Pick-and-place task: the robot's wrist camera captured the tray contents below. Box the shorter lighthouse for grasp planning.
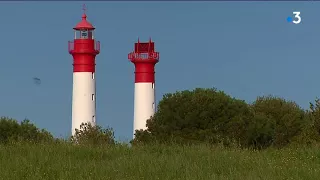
[128,39,160,137]
[68,7,100,135]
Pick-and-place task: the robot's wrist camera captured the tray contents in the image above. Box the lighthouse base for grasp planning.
[133,82,155,136]
[72,72,96,136]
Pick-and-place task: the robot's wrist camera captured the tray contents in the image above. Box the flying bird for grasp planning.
[33,77,41,85]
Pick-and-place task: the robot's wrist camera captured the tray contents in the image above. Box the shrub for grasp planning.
[71,122,116,146]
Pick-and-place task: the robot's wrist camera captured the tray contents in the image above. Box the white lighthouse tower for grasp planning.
[68,7,100,135]
[128,38,160,137]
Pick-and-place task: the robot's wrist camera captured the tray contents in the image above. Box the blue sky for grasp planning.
[0,2,318,141]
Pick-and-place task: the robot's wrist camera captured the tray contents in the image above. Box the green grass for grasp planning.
[0,143,319,180]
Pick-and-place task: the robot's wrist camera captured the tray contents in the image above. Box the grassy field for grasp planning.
[0,143,319,180]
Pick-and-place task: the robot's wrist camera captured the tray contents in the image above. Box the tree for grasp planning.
[133,88,252,146]
[250,96,307,147]
[0,117,54,144]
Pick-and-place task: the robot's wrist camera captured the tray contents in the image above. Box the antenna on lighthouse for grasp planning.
[82,4,87,14]
[137,37,140,53]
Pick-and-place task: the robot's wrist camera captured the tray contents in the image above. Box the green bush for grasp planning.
[71,122,116,146]
[0,117,54,144]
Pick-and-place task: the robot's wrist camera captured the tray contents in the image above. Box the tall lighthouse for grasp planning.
[128,38,160,137]
[68,7,100,135]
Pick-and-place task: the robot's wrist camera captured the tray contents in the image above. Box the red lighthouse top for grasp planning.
[128,38,160,83]
[68,5,100,73]
[73,5,95,30]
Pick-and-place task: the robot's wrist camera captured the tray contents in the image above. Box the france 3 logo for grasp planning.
[287,12,301,24]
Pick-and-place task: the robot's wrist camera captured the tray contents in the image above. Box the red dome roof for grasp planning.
[73,13,95,30]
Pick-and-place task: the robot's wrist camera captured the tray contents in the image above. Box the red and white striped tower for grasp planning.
[128,38,160,137]
[68,6,100,135]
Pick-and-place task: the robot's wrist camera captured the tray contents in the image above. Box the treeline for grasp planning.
[0,119,116,146]
[1,88,320,149]
[134,88,320,149]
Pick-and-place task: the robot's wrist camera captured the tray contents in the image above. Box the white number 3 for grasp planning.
[292,12,301,24]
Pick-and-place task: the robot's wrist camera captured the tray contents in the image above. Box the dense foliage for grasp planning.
[133,88,251,146]
[133,88,320,149]
[0,117,54,144]
[71,122,116,146]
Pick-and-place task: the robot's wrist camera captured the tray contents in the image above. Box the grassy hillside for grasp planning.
[0,144,319,180]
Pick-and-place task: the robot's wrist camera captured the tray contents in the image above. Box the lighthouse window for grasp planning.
[92,116,95,123]
[92,94,95,101]
[92,72,95,79]
[152,83,155,89]
[80,31,88,39]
